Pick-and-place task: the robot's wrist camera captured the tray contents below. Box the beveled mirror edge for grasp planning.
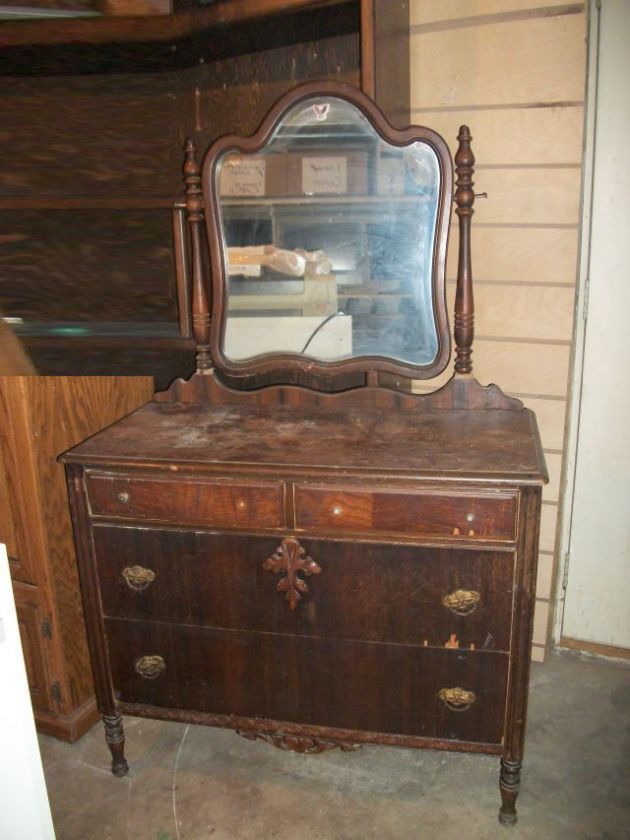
[201,79,454,389]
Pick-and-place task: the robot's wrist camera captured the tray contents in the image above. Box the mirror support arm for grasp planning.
[184,138,212,371]
[454,125,475,375]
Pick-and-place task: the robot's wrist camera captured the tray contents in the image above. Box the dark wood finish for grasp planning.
[0,3,407,382]
[103,714,129,778]
[366,0,410,129]
[61,83,546,825]
[237,730,360,753]
[65,396,545,483]
[183,139,211,371]
[0,376,153,741]
[104,616,509,743]
[86,473,285,528]
[294,485,517,540]
[0,209,178,323]
[454,125,475,375]
[21,337,194,391]
[203,81,453,386]
[92,527,515,651]
[0,1,361,74]
[262,536,322,611]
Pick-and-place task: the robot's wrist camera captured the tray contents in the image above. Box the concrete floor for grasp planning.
[40,649,630,840]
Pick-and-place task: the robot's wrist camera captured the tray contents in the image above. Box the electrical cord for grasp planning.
[300,311,343,354]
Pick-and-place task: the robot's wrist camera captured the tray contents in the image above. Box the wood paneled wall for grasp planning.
[409,0,587,659]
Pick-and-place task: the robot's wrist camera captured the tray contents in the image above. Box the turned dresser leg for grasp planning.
[498,757,521,825]
[103,714,129,777]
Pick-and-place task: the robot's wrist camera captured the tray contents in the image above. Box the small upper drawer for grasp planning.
[294,485,517,541]
[86,473,285,529]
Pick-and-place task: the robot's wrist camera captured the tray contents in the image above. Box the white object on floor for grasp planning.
[0,543,56,839]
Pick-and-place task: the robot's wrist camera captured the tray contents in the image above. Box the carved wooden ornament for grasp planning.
[263,536,321,609]
[238,730,359,754]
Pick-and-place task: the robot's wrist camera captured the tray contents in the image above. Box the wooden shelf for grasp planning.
[222,194,428,207]
[0,0,359,74]
[0,196,179,210]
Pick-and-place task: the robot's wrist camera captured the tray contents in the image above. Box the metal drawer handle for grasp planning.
[122,565,156,592]
[117,491,130,504]
[438,686,477,712]
[442,589,480,616]
[135,655,166,680]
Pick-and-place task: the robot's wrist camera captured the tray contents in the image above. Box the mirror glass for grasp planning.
[215,96,442,365]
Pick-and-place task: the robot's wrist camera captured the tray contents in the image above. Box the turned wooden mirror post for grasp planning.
[454,125,475,376]
[184,138,212,372]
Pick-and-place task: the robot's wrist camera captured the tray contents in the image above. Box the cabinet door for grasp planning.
[12,582,54,713]
[0,444,18,561]
[0,381,39,584]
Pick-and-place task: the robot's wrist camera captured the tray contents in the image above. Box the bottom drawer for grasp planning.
[105,617,509,744]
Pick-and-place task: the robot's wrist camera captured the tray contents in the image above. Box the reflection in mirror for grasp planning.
[216,96,442,366]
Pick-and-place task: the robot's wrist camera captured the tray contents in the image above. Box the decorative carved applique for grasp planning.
[263,536,321,609]
[237,730,359,754]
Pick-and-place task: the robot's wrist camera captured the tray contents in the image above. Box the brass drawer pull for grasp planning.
[442,588,480,616]
[135,655,166,680]
[122,565,156,591]
[117,491,130,505]
[438,686,477,712]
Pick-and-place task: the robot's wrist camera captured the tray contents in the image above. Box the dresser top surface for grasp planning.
[64,400,547,484]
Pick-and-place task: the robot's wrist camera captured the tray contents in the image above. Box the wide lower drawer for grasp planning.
[93,526,514,651]
[86,472,285,529]
[295,485,518,541]
[105,617,509,744]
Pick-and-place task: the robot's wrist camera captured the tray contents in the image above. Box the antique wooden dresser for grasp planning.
[63,82,547,825]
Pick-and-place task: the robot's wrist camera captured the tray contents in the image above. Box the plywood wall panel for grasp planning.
[532,599,550,645]
[447,226,580,284]
[410,13,586,108]
[472,169,582,226]
[543,453,563,502]
[413,339,571,397]
[410,0,586,655]
[539,504,559,552]
[520,397,567,451]
[413,106,584,166]
[445,283,576,341]
[411,0,575,26]
[536,552,555,600]
[474,341,571,396]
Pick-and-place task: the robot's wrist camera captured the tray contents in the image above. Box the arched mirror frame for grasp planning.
[201,81,454,388]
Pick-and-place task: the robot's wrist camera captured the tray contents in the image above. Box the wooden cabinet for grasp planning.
[0,376,153,741]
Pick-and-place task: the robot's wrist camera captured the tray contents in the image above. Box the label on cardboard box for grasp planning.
[302,156,347,194]
[220,158,266,197]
